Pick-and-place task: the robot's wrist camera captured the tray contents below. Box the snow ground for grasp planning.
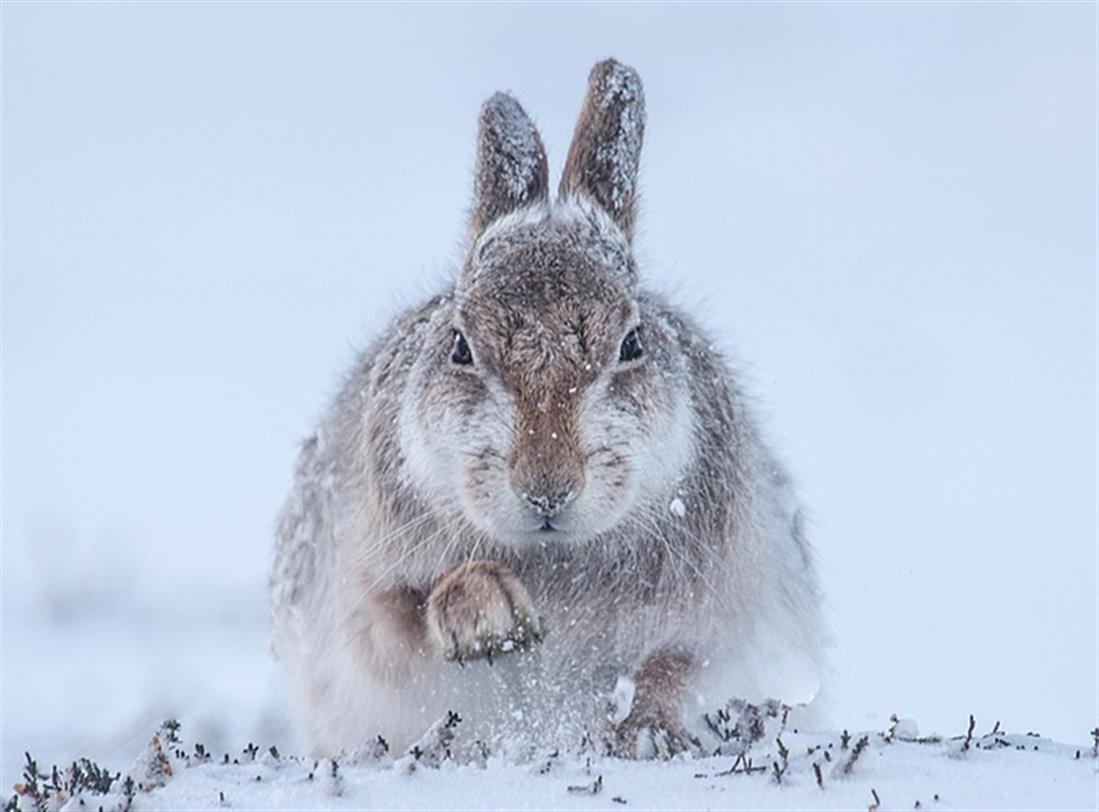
[0,583,288,793]
[8,716,1096,811]
[4,583,1097,807]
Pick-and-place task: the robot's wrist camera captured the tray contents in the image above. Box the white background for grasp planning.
[2,2,1095,787]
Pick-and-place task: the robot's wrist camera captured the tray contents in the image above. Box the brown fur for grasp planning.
[470,93,549,237]
[612,649,697,755]
[425,560,542,662]
[458,235,634,514]
[560,60,645,241]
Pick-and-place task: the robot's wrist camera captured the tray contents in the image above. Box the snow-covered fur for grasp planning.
[270,59,824,759]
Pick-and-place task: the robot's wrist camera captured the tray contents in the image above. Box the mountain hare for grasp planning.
[271,59,823,759]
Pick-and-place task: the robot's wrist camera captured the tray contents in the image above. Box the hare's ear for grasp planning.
[470,92,550,237]
[559,59,645,243]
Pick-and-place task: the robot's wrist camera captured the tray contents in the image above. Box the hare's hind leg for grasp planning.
[609,648,698,758]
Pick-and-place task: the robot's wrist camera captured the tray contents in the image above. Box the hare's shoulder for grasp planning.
[270,291,450,617]
[638,291,740,423]
[639,291,794,519]
[271,431,333,618]
[359,292,452,399]
[644,294,813,582]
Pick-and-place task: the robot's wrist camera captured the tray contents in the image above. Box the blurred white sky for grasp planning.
[2,1,1095,771]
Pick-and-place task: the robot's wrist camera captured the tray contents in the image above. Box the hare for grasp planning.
[270,59,824,760]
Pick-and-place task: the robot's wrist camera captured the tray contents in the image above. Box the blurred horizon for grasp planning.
[2,1,1095,788]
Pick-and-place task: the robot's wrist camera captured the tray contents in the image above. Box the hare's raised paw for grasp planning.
[425,560,543,664]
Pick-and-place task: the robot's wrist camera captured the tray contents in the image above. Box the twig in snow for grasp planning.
[567,775,603,795]
[395,711,462,773]
[961,715,976,753]
[715,752,767,777]
[833,735,870,778]
[703,699,790,756]
[771,737,789,784]
[9,751,133,812]
[341,735,391,768]
[132,724,178,791]
[884,714,900,743]
[319,759,343,797]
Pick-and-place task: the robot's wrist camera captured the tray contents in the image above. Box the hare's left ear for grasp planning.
[559,59,645,243]
[469,92,550,238]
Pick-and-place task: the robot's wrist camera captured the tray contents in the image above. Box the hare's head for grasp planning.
[403,60,694,547]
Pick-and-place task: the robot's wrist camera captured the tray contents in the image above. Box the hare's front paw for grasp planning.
[425,560,543,664]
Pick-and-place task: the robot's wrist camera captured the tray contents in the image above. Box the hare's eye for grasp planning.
[451,330,474,365]
[619,327,643,363]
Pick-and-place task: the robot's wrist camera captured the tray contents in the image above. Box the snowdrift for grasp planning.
[7,711,1096,811]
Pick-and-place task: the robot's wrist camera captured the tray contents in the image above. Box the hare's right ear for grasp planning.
[469,92,549,239]
[559,59,645,243]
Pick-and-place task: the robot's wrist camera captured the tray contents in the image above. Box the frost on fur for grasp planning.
[471,93,549,236]
[559,59,645,240]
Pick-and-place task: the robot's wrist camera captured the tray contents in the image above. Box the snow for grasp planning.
[608,678,636,726]
[891,718,921,743]
[668,497,687,518]
[127,743,1099,812]
[8,717,1096,811]
[0,593,286,796]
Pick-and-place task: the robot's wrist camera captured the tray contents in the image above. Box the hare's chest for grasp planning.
[520,573,666,664]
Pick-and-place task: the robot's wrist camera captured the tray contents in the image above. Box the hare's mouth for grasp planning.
[538,519,557,533]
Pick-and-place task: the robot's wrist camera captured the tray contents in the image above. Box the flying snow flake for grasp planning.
[669,497,687,518]
[609,676,636,725]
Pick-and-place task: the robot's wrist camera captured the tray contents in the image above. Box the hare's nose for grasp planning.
[521,488,578,519]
